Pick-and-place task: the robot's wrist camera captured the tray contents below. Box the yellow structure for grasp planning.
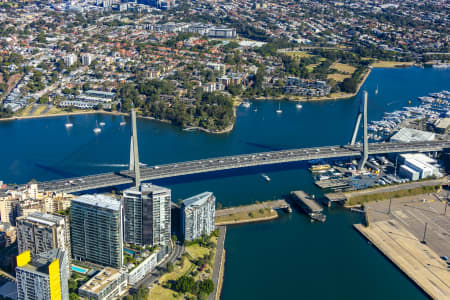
[16,250,30,267]
[49,259,62,300]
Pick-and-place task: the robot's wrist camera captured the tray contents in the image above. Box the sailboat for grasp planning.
[261,174,271,181]
[65,116,73,128]
[375,84,379,95]
[276,102,282,114]
[93,121,101,134]
[120,116,126,126]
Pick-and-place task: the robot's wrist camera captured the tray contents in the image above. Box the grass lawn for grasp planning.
[215,208,277,224]
[32,104,48,116]
[330,62,356,74]
[47,106,65,114]
[306,63,321,72]
[371,61,415,68]
[148,257,192,300]
[283,51,312,60]
[19,105,33,116]
[327,73,351,82]
[185,237,216,260]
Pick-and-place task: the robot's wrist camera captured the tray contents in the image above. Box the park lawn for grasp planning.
[371,61,415,68]
[32,104,48,116]
[149,236,219,300]
[327,73,351,82]
[148,285,182,300]
[284,51,312,60]
[330,62,356,74]
[19,105,33,116]
[306,63,320,72]
[215,208,277,224]
[185,237,216,260]
[47,106,64,114]
[148,257,193,300]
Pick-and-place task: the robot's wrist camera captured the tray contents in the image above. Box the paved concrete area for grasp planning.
[209,226,226,300]
[365,193,450,257]
[355,220,450,300]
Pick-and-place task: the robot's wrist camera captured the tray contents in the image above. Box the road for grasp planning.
[35,140,450,193]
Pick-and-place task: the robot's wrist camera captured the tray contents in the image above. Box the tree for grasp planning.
[198,279,214,295]
[175,276,195,293]
[69,293,78,300]
[340,77,357,93]
[167,262,174,272]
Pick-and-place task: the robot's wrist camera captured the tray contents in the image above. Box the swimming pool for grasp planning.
[71,265,88,274]
[123,248,135,256]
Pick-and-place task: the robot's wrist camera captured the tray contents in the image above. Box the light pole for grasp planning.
[421,222,428,244]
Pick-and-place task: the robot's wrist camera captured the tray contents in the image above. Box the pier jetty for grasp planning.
[215,199,291,225]
[290,191,326,222]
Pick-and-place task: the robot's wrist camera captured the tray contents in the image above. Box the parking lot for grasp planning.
[365,191,450,258]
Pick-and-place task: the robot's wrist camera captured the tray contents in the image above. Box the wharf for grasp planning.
[290,191,326,222]
[325,177,447,206]
[315,178,350,190]
[355,220,450,300]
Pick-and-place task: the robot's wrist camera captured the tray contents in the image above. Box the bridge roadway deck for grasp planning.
[37,140,450,193]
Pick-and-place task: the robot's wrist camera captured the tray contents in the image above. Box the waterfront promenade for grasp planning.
[209,226,227,300]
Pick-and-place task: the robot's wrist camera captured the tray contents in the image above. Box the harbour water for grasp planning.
[0,66,449,299]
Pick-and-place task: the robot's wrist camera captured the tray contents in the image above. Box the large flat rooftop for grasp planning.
[72,194,121,211]
[79,267,122,294]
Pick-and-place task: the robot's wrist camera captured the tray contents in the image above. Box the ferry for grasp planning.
[261,174,271,181]
[309,164,331,172]
[93,121,101,134]
[241,101,251,108]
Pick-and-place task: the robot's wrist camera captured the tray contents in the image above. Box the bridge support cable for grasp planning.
[357,91,369,171]
[129,108,141,187]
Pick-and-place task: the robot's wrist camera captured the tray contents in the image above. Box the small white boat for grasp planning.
[241,101,251,108]
[296,103,303,109]
[261,174,271,181]
[99,122,106,126]
[375,84,379,95]
[276,103,282,114]
[120,121,126,126]
[93,121,101,134]
[65,116,73,128]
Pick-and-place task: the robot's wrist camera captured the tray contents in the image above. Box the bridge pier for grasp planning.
[129,108,141,187]
[357,91,368,171]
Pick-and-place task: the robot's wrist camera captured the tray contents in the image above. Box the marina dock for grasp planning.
[290,191,326,222]
[314,178,350,190]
